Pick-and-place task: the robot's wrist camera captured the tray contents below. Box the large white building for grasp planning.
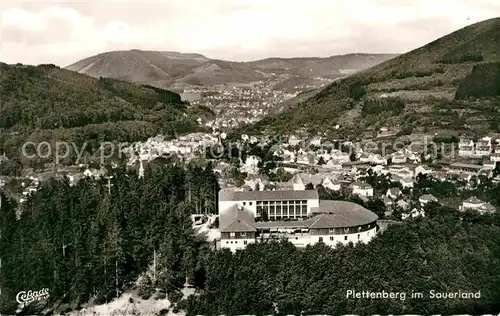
[218,189,319,220]
[218,190,379,252]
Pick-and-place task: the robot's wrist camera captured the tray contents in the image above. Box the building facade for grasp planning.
[218,190,319,220]
[218,191,379,252]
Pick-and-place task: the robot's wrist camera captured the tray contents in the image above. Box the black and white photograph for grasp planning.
[1,0,500,314]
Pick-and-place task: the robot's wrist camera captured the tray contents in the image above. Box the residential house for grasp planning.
[213,162,232,177]
[322,177,341,191]
[396,199,410,210]
[447,163,483,173]
[324,159,342,169]
[461,197,496,214]
[310,136,322,147]
[392,153,407,164]
[386,187,402,199]
[483,160,496,170]
[282,150,296,163]
[371,165,388,176]
[475,145,491,157]
[352,182,374,197]
[402,208,425,220]
[371,154,387,165]
[292,174,305,191]
[419,194,438,205]
[359,152,371,163]
[331,151,351,164]
[461,196,485,211]
[288,135,301,146]
[491,153,500,162]
[241,155,261,174]
[459,137,474,148]
[392,175,414,189]
[297,174,323,188]
[382,196,393,207]
[296,153,310,165]
[414,165,433,178]
[219,205,257,252]
[477,202,497,214]
[458,145,474,157]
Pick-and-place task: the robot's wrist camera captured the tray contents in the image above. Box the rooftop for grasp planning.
[219,205,256,232]
[218,189,319,201]
[308,200,378,227]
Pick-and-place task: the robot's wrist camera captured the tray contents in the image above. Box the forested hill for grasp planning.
[0,63,209,169]
[234,17,500,138]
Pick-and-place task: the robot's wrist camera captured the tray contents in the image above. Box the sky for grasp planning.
[0,0,499,67]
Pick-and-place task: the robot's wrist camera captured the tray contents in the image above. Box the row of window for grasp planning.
[318,234,361,242]
[328,224,373,234]
[226,240,248,245]
[257,204,308,218]
[241,200,309,207]
[257,200,308,205]
[229,232,246,237]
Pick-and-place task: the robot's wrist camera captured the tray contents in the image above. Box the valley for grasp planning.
[2,10,500,316]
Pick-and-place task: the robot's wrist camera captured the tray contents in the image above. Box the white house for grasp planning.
[461,197,496,215]
[491,153,500,162]
[240,155,261,174]
[402,208,425,220]
[371,154,387,165]
[459,138,474,148]
[352,182,373,197]
[393,175,414,189]
[461,196,485,211]
[331,151,351,164]
[396,199,410,210]
[477,202,497,214]
[419,194,438,205]
[322,177,341,191]
[392,153,407,164]
[282,150,296,163]
[483,160,496,170]
[83,169,93,178]
[324,159,342,169]
[292,174,306,191]
[359,152,371,163]
[475,145,491,157]
[459,146,474,157]
[414,165,433,178]
[310,136,322,147]
[288,135,301,146]
[386,187,402,199]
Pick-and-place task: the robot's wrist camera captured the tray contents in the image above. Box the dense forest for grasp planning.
[455,62,500,99]
[0,63,212,173]
[0,163,219,314]
[1,163,500,314]
[180,204,500,315]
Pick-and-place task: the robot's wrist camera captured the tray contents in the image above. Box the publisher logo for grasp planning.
[16,288,50,305]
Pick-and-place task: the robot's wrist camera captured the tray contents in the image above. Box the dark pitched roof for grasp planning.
[218,189,318,201]
[219,205,256,232]
[307,200,378,228]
